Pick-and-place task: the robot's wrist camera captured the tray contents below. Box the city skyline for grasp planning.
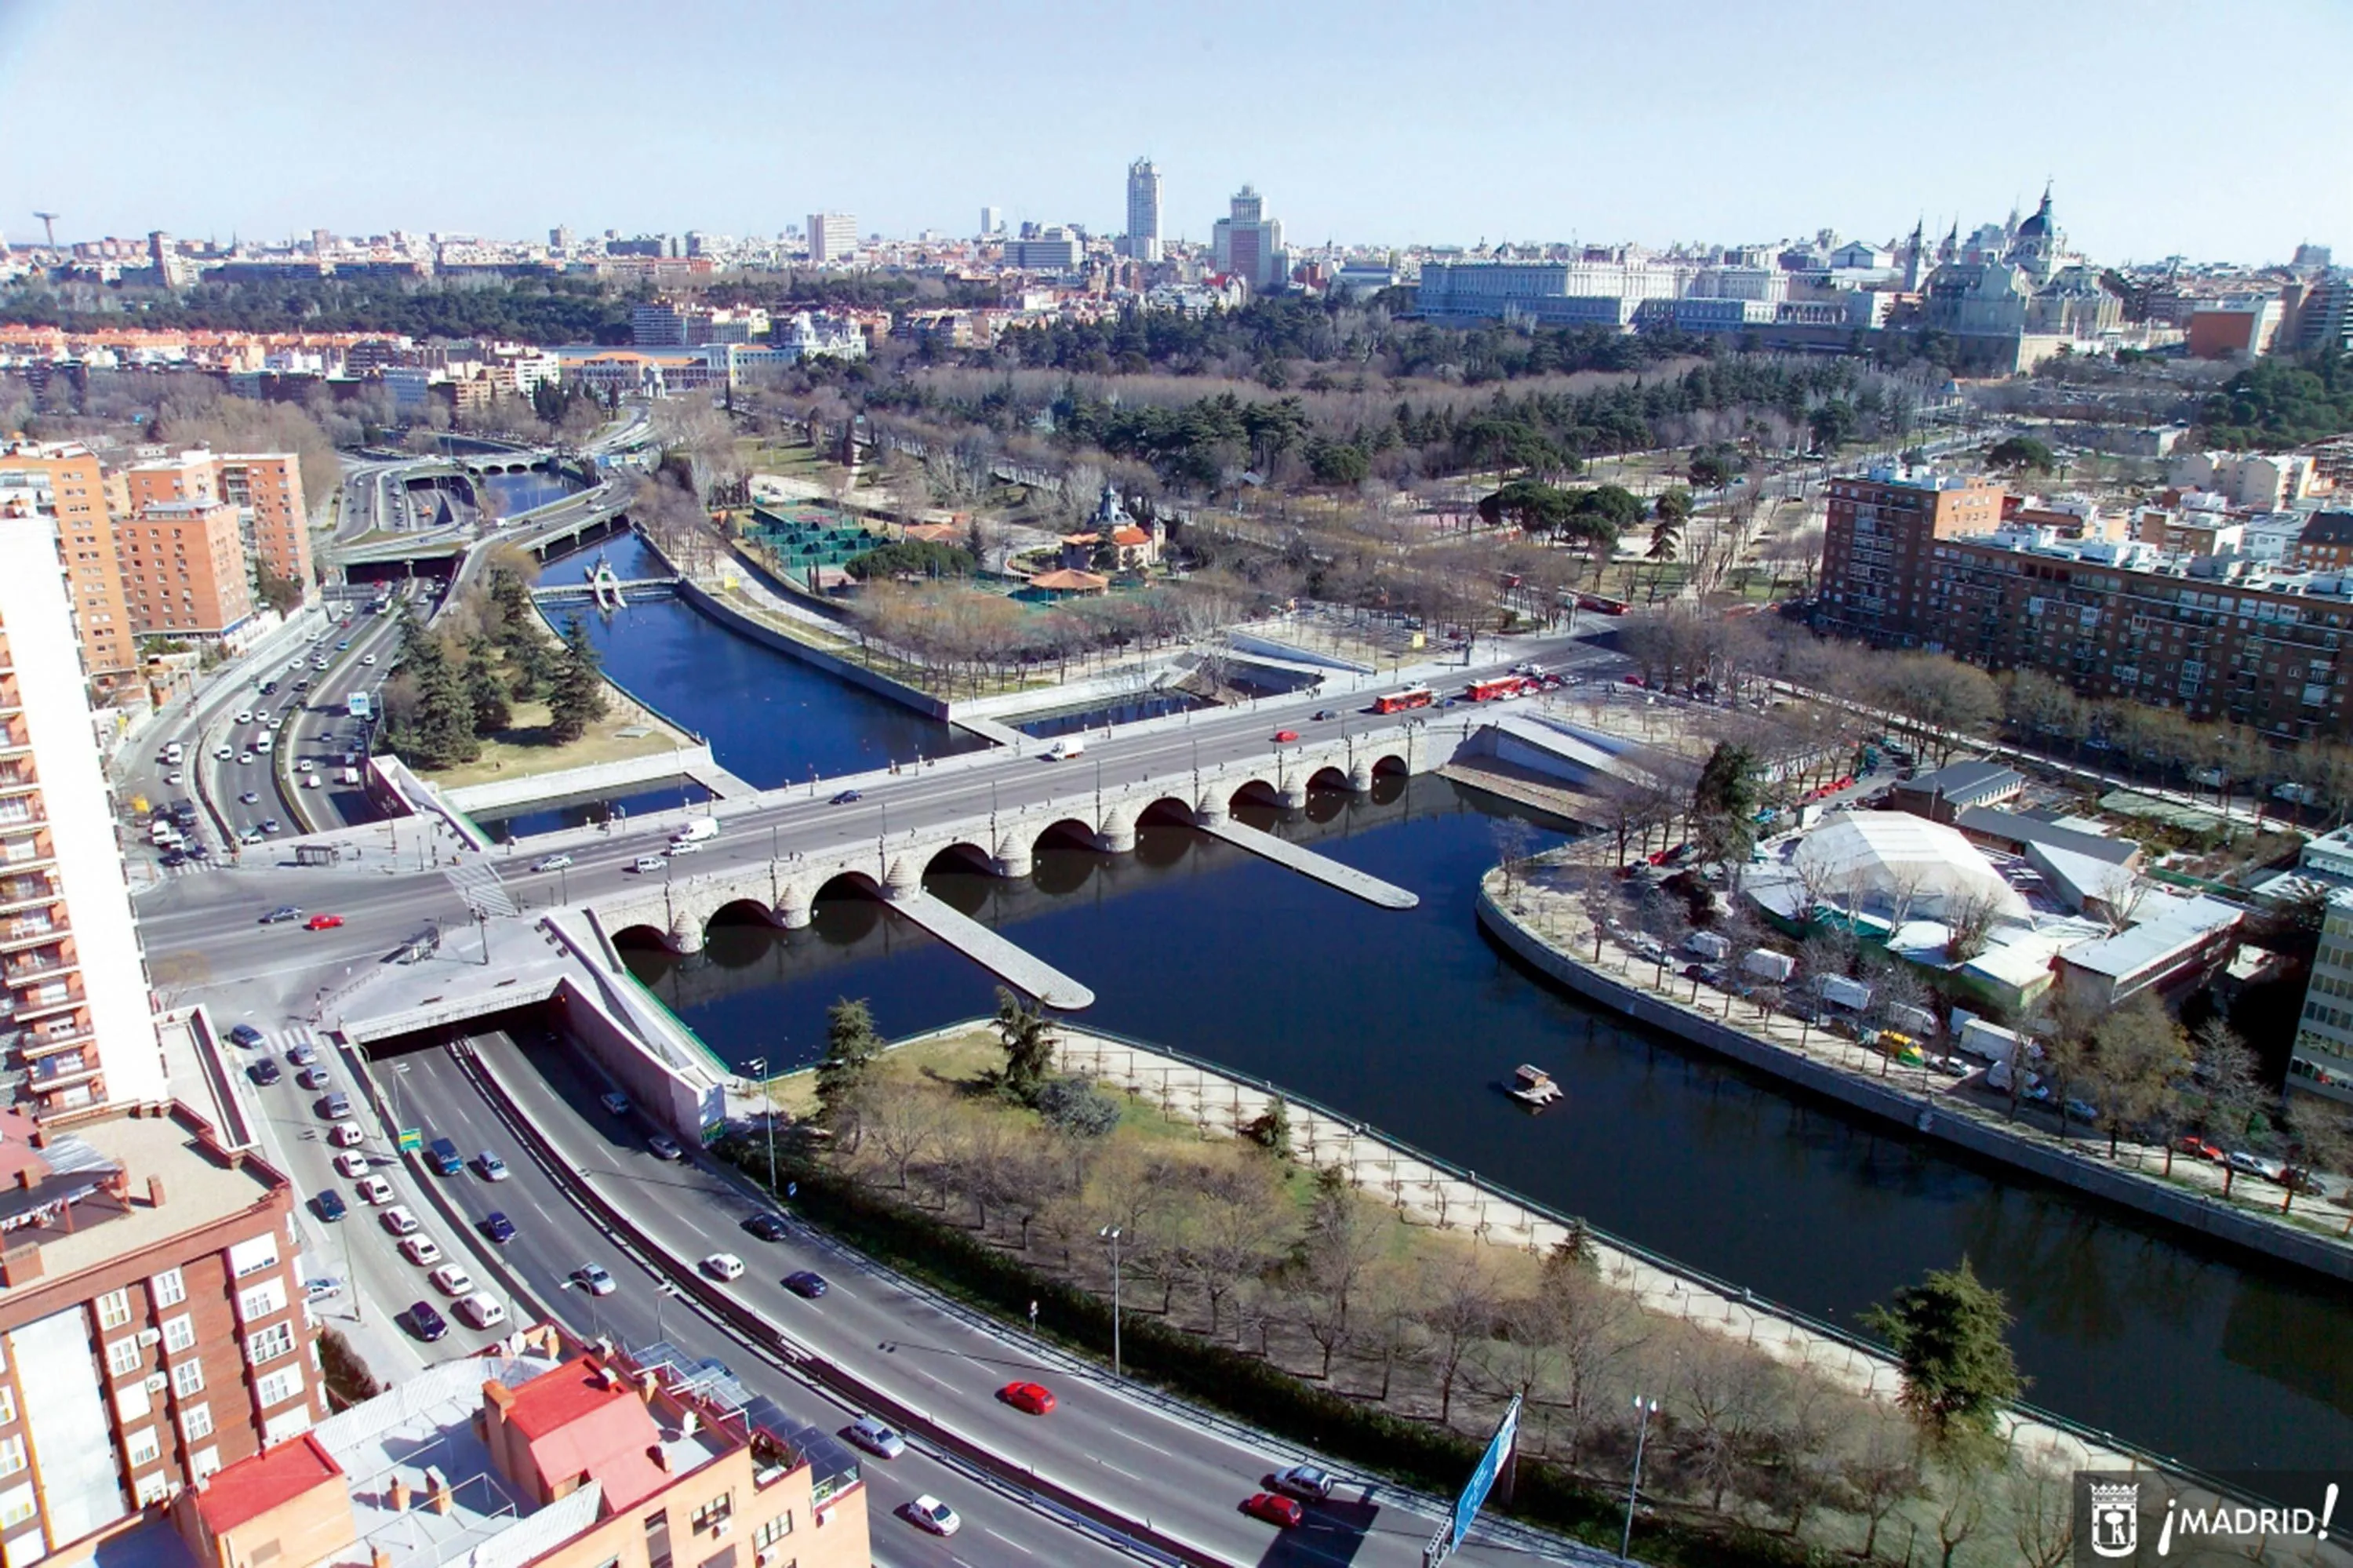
[2,0,2347,264]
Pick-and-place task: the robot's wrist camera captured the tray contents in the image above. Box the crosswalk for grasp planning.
[252,1024,322,1058]
[445,859,518,919]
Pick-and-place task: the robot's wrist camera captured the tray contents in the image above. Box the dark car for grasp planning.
[287,1042,319,1067]
[161,849,187,868]
[783,1270,829,1298]
[227,1023,264,1048]
[481,1211,517,1244]
[830,788,863,805]
[249,1060,282,1086]
[260,905,303,924]
[743,1212,791,1242]
[406,1301,449,1342]
[1311,708,1338,721]
[312,1188,347,1223]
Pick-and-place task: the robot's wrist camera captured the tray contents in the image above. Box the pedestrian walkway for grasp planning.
[445,859,518,919]
[1194,818,1419,909]
[886,890,1095,1010]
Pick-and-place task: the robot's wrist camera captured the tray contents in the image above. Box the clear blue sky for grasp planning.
[3,0,2346,264]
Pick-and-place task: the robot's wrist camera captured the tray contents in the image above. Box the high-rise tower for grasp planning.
[1124,158,1162,263]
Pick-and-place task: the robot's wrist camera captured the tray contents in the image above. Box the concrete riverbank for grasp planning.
[1475,855,2353,1286]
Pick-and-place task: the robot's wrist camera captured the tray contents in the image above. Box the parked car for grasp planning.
[783,1270,828,1299]
[999,1381,1056,1415]
[304,1278,344,1304]
[406,1301,449,1342]
[844,1416,905,1459]
[2175,1136,2224,1162]
[1242,1493,1305,1529]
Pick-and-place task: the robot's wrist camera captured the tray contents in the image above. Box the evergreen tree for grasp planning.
[813,997,883,1123]
[991,988,1056,1105]
[389,611,478,769]
[547,616,608,743]
[464,646,512,737]
[1864,1258,2024,1460]
[1692,740,1761,868]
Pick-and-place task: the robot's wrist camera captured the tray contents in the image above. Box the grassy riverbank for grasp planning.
[733,1024,2085,1566]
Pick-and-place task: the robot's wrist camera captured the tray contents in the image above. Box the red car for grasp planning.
[2175,1136,2224,1162]
[305,914,344,931]
[1242,1493,1304,1529]
[1272,729,1300,743]
[999,1381,1056,1415]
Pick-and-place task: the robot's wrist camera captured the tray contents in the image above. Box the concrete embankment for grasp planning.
[1475,879,2353,1286]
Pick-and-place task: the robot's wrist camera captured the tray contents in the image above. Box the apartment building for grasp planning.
[806,213,856,267]
[0,443,137,693]
[0,1098,317,1564]
[2294,887,2353,1104]
[114,500,250,638]
[173,1337,867,1568]
[1820,491,2353,743]
[123,450,312,595]
[0,481,167,1115]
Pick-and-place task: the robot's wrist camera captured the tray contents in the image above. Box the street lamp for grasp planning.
[1099,1225,1124,1378]
[1622,1395,1659,1560]
[747,1056,774,1184]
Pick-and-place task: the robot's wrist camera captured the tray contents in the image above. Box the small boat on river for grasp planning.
[1507,1064,1563,1109]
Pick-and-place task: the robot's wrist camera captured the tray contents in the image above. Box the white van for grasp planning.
[1048,736,1085,761]
[453,1292,507,1330]
[671,816,718,846]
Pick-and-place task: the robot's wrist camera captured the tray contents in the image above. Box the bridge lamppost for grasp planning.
[747,1055,774,1184]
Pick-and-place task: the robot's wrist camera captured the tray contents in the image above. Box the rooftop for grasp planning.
[1952,806,2137,867]
[194,1433,341,1536]
[0,1104,282,1304]
[1901,760,2024,799]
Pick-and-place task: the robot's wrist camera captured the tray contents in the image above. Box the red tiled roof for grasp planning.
[195,1434,343,1534]
[1109,526,1151,547]
[507,1359,671,1513]
[1030,569,1109,591]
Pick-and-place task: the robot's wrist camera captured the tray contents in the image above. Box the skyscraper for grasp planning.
[806,213,857,266]
[0,472,169,1115]
[1211,184,1286,293]
[1124,158,1162,263]
[979,206,1003,238]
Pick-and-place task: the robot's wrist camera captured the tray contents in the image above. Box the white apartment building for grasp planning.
[0,475,167,1115]
[2294,886,2353,1104]
[807,213,858,266]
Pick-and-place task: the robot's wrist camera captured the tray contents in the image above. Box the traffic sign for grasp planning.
[397,1128,423,1153]
[1427,1395,1519,1565]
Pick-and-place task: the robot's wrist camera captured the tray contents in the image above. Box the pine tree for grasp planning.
[1864,1257,2024,1460]
[464,646,512,737]
[547,616,608,744]
[390,613,479,769]
[813,998,883,1124]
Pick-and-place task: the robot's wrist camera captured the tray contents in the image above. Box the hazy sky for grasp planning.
[4,0,2347,264]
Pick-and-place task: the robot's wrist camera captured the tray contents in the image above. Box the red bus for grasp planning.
[1576,592,1631,615]
[1372,686,1435,714]
[1466,676,1533,702]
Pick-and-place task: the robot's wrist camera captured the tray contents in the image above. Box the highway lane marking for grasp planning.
[980,1529,1032,1555]
[1090,1459,1142,1482]
[1115,1434,1176,1459]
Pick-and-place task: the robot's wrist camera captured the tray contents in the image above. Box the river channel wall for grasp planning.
[1475,885,2353,1286]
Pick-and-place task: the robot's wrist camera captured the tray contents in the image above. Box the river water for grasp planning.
[573,530,2351,1478]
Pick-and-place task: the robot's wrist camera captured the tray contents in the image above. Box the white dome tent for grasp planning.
[1789,813,2029,927]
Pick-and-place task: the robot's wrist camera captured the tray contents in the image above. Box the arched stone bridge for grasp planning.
[587,731,1433,955]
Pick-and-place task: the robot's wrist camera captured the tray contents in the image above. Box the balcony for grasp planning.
[9,980,84,1024]
[0,839,53,875]
[3,949,72,987]
[27,1053,100,1091]
[0,918,66,955]
[0,881,59,921]
[16,1020,94,1060]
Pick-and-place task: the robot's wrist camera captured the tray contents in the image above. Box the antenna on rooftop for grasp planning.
[31,213,59,247]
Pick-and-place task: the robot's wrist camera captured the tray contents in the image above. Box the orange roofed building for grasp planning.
[173,1333,868,1568]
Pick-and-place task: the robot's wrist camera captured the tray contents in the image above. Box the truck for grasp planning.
[339,766,362,787]
[1956,1018,2024,1063]
[425,1137,463,1177]
[670,816,718,846]
[1817,974,1873,1013]
[1047,736,1086,761]
[1686,931,1730,961]
[1740,949,1796,984]
[347,692,373,722]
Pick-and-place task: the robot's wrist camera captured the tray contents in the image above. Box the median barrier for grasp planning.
[456,1038,1230,1568]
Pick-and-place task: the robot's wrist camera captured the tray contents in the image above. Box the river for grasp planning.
[575,531,2351,1479]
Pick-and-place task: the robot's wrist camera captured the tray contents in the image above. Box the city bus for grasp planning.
[347,692,373,722]
[1466,675,1537,702]
[1574,592,1631,616]
[1371,686,1435,715]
